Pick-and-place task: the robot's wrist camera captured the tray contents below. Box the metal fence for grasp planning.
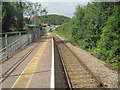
[0,30,44,61]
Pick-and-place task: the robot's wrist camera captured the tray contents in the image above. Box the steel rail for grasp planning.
[53,36,73,90]
[53,33,106,88]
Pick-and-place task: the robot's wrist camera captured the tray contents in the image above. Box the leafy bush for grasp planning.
[54,2,120,68]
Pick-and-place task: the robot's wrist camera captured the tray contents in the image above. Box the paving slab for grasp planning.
[1,33,53,89]
[28,33,52,88]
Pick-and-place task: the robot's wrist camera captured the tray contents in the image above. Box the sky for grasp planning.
[40,2,88,18]
[28,0,90,18]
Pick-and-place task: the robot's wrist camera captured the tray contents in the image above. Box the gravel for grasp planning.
[56,35,119,88]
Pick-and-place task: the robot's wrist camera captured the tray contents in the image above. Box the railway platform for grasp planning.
[1,33,54,88]
[0,32,118,89]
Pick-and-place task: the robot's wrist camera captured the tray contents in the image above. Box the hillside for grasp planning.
[39,14,70,25]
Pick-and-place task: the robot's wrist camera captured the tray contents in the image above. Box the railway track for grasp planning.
[0,43,40,84]
[53,34,105,88]
[1,33,106,88]
[54,37,72,89]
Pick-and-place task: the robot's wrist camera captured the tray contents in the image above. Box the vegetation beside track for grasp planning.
[54,2,120,69]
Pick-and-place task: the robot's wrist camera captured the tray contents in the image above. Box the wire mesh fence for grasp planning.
[0,30,44,61]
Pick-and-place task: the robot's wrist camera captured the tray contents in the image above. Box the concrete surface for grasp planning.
[1,33,53,89]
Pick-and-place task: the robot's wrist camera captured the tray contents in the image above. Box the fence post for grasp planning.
[28,31,31,44]
[19,32,21,49]
[27,31,29,44]
[5,33,8,58]
[39,29,40,38]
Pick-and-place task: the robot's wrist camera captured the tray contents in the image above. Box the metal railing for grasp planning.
[0,30,43,61]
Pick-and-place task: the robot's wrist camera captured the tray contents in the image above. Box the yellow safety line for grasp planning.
[12,41,47,88]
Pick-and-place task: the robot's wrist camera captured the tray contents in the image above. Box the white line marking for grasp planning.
[11,43,41,88]
[11,54,33,88]
[12,43,41,88]
[26,40,48,88]
[50,37,55,89]
[26,72,34,88]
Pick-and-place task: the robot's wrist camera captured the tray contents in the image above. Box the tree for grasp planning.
[14,2,24,30]
[2,2,16,32]
[55,2,120,67]
[2,2,48,32]
[0,2,2,33]
[93,5,120,62]
[0,2,2,22]
[38,14,70,25]
[23,2,48,24]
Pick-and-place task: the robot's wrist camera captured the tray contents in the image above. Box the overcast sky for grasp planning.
[29,0,90,18]
[40,2,88,18]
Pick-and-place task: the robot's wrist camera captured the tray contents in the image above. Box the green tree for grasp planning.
[23,2,48,25]
[0,2,2,33]
[93,5,120,62]
[2,2,16,32]
[54,2,120,67]
[14,2,24,30]
[39,14,70,25]
[2,2,47,32]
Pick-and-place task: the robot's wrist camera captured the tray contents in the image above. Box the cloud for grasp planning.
[41,2,88,18]
[29,0,90,2]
